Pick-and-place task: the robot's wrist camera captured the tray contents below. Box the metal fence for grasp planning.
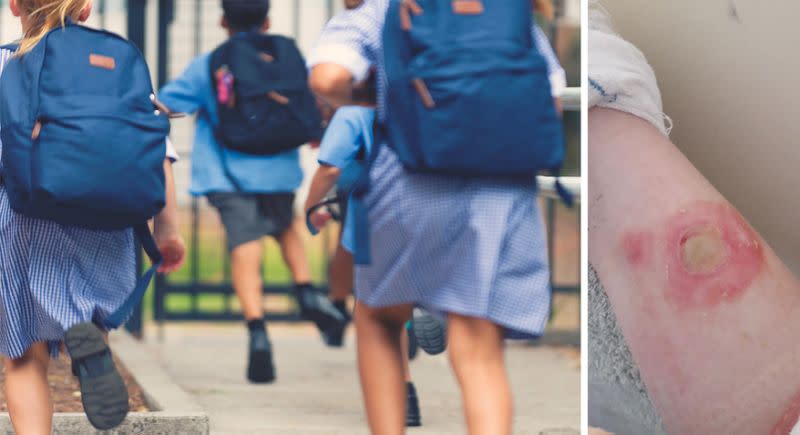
[3,0,578,330]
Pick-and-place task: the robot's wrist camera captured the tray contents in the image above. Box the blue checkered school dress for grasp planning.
[0,48,136,359]
[312,1,561,338]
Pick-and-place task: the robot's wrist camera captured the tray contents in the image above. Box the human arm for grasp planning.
[589,107,800,434]
[307,2,381,108]
[157,56,209,115]
[153,141,186,274]
[304,108,365,230]
[304,164,342,231]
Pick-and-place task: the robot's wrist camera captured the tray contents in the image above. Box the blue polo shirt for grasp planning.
[158,52,303,195]
[316,106,375,255]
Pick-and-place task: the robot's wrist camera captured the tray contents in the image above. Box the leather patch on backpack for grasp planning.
[259,53,274,63]
[452,0,484,14]
[89,54,116,70]
[268,91,290,105]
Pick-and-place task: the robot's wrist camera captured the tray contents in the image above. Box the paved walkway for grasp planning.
[143,320,579,435]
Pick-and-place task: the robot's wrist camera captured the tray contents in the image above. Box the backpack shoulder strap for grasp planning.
[102,224,163,329]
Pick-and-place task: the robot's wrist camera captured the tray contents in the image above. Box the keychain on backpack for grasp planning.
[215,65,236,108]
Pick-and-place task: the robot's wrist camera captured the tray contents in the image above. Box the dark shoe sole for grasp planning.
[248,350,275,383]
[406,323,419,360]
[413,311,447,356]
[297,293,347,332]
[322,327,346,347]
[64,323,128,431]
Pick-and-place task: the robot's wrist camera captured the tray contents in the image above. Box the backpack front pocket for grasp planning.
[31,98,168,229]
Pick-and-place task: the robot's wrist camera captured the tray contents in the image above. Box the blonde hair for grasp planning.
[15,0,90,55]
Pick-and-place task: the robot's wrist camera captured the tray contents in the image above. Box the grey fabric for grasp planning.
[207,193,295,251]
[588,264,665,434]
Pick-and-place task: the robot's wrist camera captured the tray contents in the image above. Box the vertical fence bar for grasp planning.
[125,0,147,337]
[189,0,202,315]
[153,0,174,332]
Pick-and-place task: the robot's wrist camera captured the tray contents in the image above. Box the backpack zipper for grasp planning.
[399,1,433,108]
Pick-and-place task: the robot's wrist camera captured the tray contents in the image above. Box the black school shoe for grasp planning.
[412,309,447,356]
[293,284,348,332]
[321,301,352,348]
[64,322,129,430]
[406,381,422,427]
[406,321,419,360]
[248,327,275,383]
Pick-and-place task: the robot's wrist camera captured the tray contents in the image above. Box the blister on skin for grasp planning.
[621,202,764,310]
[663,202,763,310]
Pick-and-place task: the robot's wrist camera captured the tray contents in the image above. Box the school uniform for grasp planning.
[158,50,304,251]
[0,48,178,359]
[316,106,375,255]
[309,1,565,338]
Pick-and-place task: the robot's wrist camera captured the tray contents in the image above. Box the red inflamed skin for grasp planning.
[622,202,764,311]
[773,391,800,435]
[590,108,800,435]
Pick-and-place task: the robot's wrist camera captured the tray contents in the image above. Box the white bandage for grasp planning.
[588,1,671,136]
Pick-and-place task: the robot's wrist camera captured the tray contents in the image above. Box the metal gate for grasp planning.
[151,0,342,324]
[140,0,581,326]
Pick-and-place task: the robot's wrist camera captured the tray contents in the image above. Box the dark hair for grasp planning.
[222,0,270,31]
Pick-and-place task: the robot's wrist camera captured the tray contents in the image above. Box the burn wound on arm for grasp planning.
[621,201,764,310]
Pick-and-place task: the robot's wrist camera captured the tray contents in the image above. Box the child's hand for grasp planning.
[309,209,332,231]
[154,228,186,274]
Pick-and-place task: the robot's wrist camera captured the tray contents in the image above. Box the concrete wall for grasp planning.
[598,0,800,272]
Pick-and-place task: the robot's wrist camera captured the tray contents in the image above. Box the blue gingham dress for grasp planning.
[311,1,561,338]
[0,48,137,359]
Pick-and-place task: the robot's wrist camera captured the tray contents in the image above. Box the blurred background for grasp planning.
[0,0,581,332]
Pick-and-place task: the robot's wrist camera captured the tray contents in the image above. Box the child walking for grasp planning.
[308,1,566,433]
[305,104,421,427]
[158,0,346,385]
[0,0,185,432]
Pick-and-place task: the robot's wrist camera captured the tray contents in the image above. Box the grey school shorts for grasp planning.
[206,192,295,251]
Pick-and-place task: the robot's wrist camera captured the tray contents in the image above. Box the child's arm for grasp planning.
[304,164,342,231]
[153,158,186,274]
[307,3,381,108]
[157,56,208,115]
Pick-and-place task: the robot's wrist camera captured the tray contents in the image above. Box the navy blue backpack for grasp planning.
[209,33,322,156]
[0,21,171,328]
[383,0,566,179]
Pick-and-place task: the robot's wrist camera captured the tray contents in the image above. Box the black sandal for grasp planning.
[64,322,129,430]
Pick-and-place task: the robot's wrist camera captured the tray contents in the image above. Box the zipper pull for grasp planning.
[412,79,435,109]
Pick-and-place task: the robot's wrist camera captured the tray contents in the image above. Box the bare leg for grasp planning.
[401,329,412,382]
[277,225,312,284]
[355,301,413,435]
[448,313,512,435]
[329,242,354,302]
[589,107,800,434]
[231,239,265,321]
[5,342,52,435]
